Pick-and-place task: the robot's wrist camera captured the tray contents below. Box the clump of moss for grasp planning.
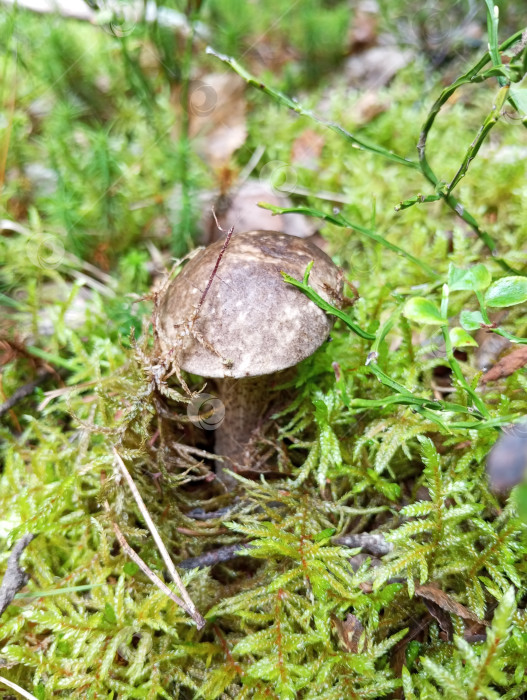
[1,1,527,698]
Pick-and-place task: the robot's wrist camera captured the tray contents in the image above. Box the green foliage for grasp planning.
[2,0,527,698]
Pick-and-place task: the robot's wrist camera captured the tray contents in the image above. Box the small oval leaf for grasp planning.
[485,276,527,308]
[460,309,485,331]
[448,263,491,292]
[450,326,478,348]
[404,297,444,325]
[314,527,336,542]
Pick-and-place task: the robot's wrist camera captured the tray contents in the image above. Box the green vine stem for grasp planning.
[446,85,509,195]
[263,203,439,280]
[475,290,527,345]
[416,23,526,275]
[440,284,490,418]
[206,47,419,170]
[208,29,526,277]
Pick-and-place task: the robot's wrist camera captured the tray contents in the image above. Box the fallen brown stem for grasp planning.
[177,531,393,569]
[0,371,52,418]
[179,543,252,570]
[0,534,35,617]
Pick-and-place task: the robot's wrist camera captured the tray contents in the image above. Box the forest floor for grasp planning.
[1,1,527,698]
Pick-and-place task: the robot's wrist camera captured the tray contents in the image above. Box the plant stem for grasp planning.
[441,285,490,418]
[476,291,527,345]
[177,20,197,254]
[265,203,439,279]
[447,85,509,195]
[207,47,419,170]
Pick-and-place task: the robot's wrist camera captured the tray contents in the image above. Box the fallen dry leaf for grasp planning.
[332,613,365,653]
[174,72,247,169]
[200,179,317,243]
[481,346,527,383]
[420,597,454,641]
[415,583,484,624]
[344,45,414,89]
[348,8,379,52]
[352,91,390,125]
[475,310,510,370]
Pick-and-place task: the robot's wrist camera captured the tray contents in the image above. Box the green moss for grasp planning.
[2,1,527,698]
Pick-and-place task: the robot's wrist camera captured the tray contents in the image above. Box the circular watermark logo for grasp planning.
[185,81,217,117]
[259,160,298,196]
[26,234,65,270]
[349,252,379,280]
[97,3,137,38]
[509,420,527,440]
[406,0,478,57]
[187,393,225,431]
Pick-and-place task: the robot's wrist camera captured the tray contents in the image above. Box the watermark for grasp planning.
[348,252,379,280]
[405,0,478,57]
[96,2,137,38]
[185,81,218,117]
[259,160,298,196]
[508,420,527,440]
[25,234,65,270]
[187,393,225,431]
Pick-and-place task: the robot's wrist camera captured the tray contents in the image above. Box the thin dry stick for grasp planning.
[0,675,39,700]
[112,447,205,629]
[0,534,35,616]
[195,220,234,315]
[102,502,203,627]
[0,371,52,418]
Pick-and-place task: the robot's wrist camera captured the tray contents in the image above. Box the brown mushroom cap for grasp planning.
[157,230,343,379]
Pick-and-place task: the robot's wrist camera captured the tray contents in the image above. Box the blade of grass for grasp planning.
[485,0,503,73]
[15,583,106,599]
[447,84,509,194]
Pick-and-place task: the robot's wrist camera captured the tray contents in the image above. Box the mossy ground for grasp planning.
[1,1,527,698]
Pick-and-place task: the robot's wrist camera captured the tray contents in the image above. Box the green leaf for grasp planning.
[401,666,416,699]
[485,276,527,307]
[509,86,527,115]
[34,684,46,700]
[281,270,376,340]
[460,309,485,330]
[403,297,444,325]
[314,528,336,542]
[123,562,139,576]
[449,326,478,348]
[405,642,421,671]
[448,263,492,291]
[103,602,117,624]
[491,586,516,638]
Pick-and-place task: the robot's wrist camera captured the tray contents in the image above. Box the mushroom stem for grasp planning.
[213,375,273,486]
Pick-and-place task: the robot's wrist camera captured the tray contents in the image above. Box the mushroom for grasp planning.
[156,230,343,485]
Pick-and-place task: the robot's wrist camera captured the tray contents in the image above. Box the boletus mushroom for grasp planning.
[156,230,343,485]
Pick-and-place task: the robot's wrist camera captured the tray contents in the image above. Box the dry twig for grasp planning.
[112,447,205,629]
[103,502,203,627]
[0,534,35,616]
[0,675,39,700]
[0,371,52,418]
